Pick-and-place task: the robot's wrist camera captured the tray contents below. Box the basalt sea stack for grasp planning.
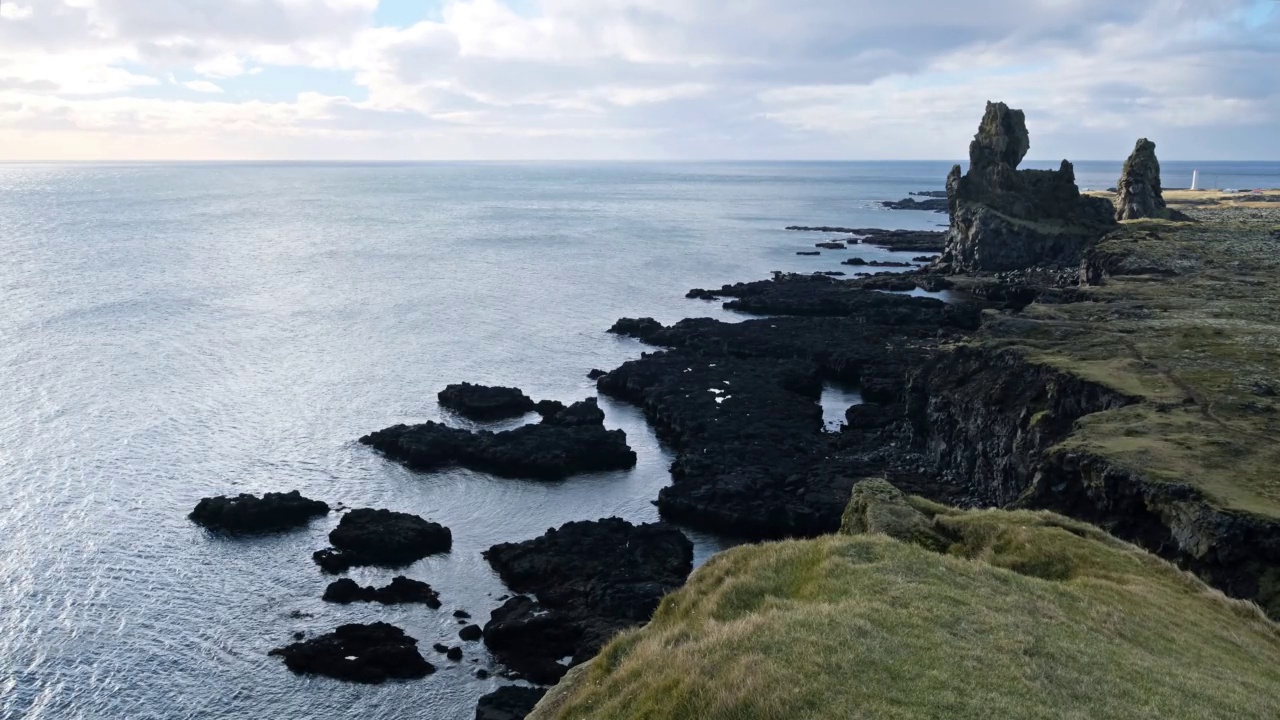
[1115,138,1191,221]
[938,101,1115,272]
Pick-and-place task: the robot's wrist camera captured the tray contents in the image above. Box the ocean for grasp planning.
[2,160,1276,719]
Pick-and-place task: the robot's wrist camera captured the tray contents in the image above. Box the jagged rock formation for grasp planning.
[1115,139,1191,221]
[938,102,1116,272]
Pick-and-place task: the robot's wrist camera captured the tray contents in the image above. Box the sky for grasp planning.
[0,0,1277,161]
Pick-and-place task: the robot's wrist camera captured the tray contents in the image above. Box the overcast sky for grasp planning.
[0,0,1276,161]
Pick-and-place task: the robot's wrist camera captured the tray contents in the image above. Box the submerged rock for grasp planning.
[939,102,1116,272]
[189,491,328,534]
[439,383,537,421]
[322,576,442,607]
[313,508,451,573]
[476,686,548,720]
[360,399,636,481]
[881,197,948,212]
[481,518,693,683]
[1115,138,1192,222]
[269,622,434,684]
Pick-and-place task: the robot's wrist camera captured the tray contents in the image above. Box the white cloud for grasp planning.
[182,79,225,93]
[0,3,35,20]
[0,0,1277,159]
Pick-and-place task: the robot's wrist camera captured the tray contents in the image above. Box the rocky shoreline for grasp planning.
[192,102,1279,719]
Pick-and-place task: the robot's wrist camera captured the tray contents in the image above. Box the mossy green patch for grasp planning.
[531,505,1280,720]
[965,212,1280,519]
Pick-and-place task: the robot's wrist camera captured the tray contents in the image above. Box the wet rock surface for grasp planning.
[475,686,547,720]
[359,398,636,480]
[438,383,537,421]
[480,518,693,684]
[269,622,434,684]
[189,491,329,534]
[322,576,442,607]
[313,508,452,573]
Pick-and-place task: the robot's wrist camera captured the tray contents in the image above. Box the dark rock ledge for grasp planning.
[269,622,434,684]
[360,398,636,480]
[323,576,442,607]
[313,508,452,574]
[479,518,693,685]
[438,383,537,421]
[189,491,328,534]
[476,686,547,720]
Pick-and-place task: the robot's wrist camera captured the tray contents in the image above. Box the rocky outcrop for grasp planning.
[269,622,434,683]
[881,197,948,212]
[908,344,1280,617]
[312,508,452,573]
[839,478,951,551]
[786,228,947,253]
[322,576,442,607]
[360,398,636,480]
[438,383,537,421]
[1115,139,1191,221]
[189,491,328,534]
[601,276,977,538]
[476,686,548,720]
[480,518,693,684]
[938,102,1116,272]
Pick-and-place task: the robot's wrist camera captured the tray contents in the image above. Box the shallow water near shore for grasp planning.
[1,160,1276,720]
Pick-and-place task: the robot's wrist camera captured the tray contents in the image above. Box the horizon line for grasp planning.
[3,158,1278,165]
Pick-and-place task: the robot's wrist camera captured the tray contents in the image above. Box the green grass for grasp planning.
[962,214,1280,519]
[530,489,1280,720]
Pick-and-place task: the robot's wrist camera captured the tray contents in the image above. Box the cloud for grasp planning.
[0,0,1277,159]
[182,79,225,93]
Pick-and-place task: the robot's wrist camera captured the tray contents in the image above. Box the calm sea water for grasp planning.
[2,160,1276,720]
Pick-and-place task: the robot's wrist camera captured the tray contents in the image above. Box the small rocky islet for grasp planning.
[313,507,452,573]
[198,101,1279,718]
[360,397,637,480]
[189,491,329,534]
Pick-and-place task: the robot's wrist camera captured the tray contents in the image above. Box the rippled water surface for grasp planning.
[2,160,1274,719]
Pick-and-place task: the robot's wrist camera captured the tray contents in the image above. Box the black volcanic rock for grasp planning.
[1115,138,1192,222]
[598,275,977,538]
[785,228,946,253]
[796,251,821,256]
[460,624,483,641]
[359,399,635,481]
[937,102,1117,272]
[815,242,847,249]
[481,518,693,683]
[439,383,537,421]
[312,508,451,573]
[475,686,548,720]
[322,576,442,608]
[881,197,948,212]
[269,622,433,684]
[607,317,663,340]
[189,491,328,534]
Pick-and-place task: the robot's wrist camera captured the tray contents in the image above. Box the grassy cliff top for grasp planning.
[529,484,1280,720]
[975,206,1280,519]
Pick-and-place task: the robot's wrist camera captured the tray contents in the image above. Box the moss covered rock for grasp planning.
[530,503,1280,720]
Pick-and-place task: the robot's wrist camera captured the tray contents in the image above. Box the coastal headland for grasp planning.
[526,103,1280,718]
